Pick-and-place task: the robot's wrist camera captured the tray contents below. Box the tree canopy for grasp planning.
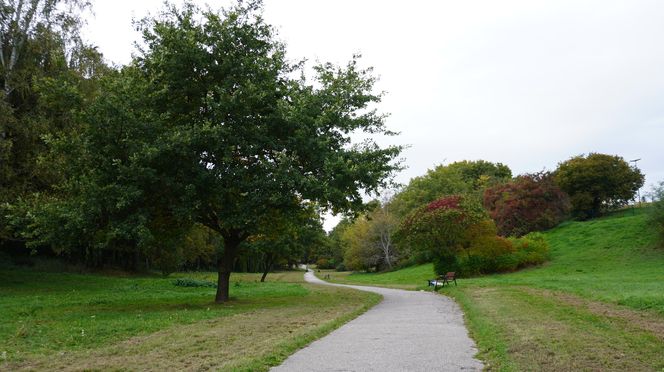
[484,172,570,237]
[389,160,511,218]
[20,1,401,302]
[1,0,105,245]
[554,153,644,219]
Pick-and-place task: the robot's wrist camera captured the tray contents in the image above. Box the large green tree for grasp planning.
[554,153,644,219]
[28,1,400,302]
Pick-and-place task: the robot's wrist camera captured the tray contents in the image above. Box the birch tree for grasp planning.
[0,0,89,96]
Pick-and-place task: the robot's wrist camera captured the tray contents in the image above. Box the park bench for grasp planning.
[427,272,457,290]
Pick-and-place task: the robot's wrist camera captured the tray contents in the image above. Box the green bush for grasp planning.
[172,278,217,288]
[509,232,550,267]
[457,235,516,275]
[452,233,549,276]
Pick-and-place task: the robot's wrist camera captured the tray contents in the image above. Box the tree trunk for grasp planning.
[260,253,274,283]
[215,231,242,303]
[380,232,393,269]
[592,197,602,218]
[216,269,231,302]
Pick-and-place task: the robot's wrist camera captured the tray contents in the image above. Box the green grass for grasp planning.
[0,269,380,371]
[468,209,664,313]
[327,209,664,371]
[322,264,434,290]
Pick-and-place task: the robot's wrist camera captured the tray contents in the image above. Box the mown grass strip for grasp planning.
[446,287,517,371]
[450,286,664,371]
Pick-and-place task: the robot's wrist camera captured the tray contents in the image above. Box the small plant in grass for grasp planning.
[173,278,217,288]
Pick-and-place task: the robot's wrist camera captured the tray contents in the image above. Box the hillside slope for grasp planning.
[478,209,664,313]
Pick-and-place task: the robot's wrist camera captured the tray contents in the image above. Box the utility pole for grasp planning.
[630,158,642,207]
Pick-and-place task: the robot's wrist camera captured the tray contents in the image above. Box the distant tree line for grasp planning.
[316,154,645,276]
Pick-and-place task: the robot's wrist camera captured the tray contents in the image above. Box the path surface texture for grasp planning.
[271,270,483,372]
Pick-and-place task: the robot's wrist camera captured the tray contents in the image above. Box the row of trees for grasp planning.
[0,1,402,302]
[321,154,645,275]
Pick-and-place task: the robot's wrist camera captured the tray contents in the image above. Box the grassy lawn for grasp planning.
[325,209,664,371]
[0,268,380,371]
[320,264,433,290]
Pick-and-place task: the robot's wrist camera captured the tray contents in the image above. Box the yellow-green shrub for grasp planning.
[509,232,549,267]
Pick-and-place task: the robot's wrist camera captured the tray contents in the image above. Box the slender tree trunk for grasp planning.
[260,253,274,283]
[380,232,393,269]
[215,231,242,303]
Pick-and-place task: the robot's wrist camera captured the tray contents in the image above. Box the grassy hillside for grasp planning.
[324,209,664,371]
[475,208,664,313]
[0,269,380,371]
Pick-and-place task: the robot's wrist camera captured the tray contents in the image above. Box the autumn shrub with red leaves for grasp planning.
[426,195,462,211]
[396,194,549,276]
[483,172,571,237]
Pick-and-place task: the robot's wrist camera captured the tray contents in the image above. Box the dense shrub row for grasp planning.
[452,233,549,276]
[320,155,647,278]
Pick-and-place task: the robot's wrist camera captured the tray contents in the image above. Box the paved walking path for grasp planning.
[271,270,483,372]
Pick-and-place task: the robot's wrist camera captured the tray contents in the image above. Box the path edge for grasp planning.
[256,270,384,371]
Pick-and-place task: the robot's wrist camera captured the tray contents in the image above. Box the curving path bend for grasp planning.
[271,270,483,372]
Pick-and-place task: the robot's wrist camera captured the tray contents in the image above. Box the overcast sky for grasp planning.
[85,0,664,229]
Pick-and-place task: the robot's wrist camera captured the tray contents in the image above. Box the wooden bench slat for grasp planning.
[427,272,457,290]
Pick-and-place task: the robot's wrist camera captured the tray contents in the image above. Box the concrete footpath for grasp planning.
[271,270,483,372]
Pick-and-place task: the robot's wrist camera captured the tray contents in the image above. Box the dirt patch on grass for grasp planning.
[522,287,664,342]
[6,284,379,371]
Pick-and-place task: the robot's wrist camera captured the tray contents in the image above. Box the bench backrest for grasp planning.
[445,272,455,279]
